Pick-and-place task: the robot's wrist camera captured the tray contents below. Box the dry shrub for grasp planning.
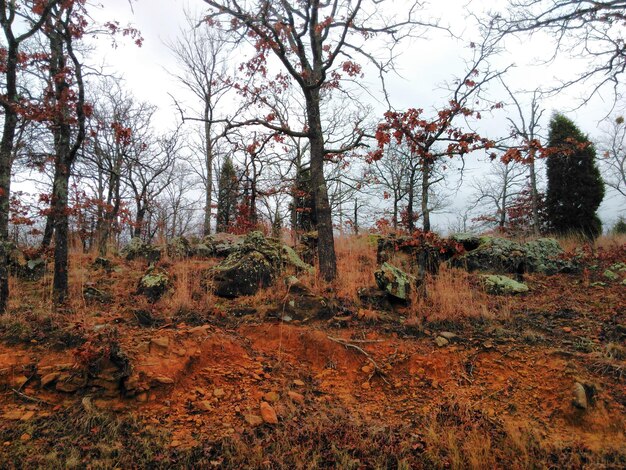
[164,258,219,321]
[413,266,492,322]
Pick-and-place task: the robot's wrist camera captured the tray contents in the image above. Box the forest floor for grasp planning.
[0,235,625,469]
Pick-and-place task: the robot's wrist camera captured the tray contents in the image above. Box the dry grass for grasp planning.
[333,235,378,301]
[413,266,494,323]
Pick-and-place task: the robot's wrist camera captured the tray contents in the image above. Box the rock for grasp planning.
[296,231,318,265]
[83,285,112,304]
[572,382,588,410]
[213,388,225,398]
[197,400,213,411]
[55,374,87,393]
[189,325,210,337]
[357,287,393,311]
[439,332,457,340]
[211,232,284,298]
[19,433,30,442]
[194,243,214,259]
[138,268,170,302]
[121,238,162,263]
[150,336,169,350]
[154,376,175,385]
[260,401,278,424]
[603,270,620,281]
[377,234,459,274]
[41,372,61,387]
[287,391,305,403]
[374,262,418,301]
[282,245,314,273]
[455,237,577,275]
[244,414,264,427]
[93,257,113,272]
[435,336,449,348]
[7,246,46,281]
[482,275,529,295]
[263,391,280,403]
[167,236,193,259]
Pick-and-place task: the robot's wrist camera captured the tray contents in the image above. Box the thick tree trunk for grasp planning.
[52,160,70,305]
[421,161,431,232]
[134,206,146,239]
[305,88,336,281]
[203,109,213,236]
[0,34,19,313]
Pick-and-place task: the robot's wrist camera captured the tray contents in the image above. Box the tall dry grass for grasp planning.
[413,266,497,322]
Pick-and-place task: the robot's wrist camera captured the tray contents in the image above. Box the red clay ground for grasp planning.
[0,243,624,469]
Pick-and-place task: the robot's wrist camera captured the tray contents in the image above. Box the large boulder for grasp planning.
[166,236,193,259]
[121,238,162,263]
[376,233,462,275]
[374,262,418,301]
[211,231,311,298]
[7,245,45,281]
[454,236,577,275]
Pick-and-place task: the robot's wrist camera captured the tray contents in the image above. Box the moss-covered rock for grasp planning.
[210,231,313,298]
[482,275,529,295]
[166,236,193,259]
[122,238,162,263]
[374,262,418,301]
[455,237,577,275]
[138,268,170,302]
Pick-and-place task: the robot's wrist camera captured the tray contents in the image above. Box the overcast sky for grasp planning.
[86,0,624,231]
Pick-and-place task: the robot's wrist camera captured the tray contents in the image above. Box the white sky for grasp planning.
[85,0,623,231]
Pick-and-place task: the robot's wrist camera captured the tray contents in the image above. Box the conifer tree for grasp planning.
[216,156,239,233]
[545,114,605,238]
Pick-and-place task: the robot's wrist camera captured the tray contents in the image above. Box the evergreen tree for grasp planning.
[216,156,239,232]
[545,114,605,239]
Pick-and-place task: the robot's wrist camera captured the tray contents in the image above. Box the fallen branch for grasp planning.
[11,388,53,406]
[327,335,390,384]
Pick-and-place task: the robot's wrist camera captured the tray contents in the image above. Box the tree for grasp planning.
[500,84,545,235]
[201,0,430,281]
[372,35,503,232]
[545,113,605,238]
[470,158,526,232]
[168,10,235,236]
[492,1,626,101]
[216,155,239,232]
[0,0,60,312]
[599,115,626,202]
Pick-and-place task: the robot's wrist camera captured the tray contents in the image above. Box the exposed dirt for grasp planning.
[0,253,625,468]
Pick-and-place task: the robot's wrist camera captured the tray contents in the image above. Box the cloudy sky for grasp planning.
[87,0,624,231]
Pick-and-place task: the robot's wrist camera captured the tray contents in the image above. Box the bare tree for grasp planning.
[599,115,626,203]
[168,10,234,236]
[0,0,59,312]
[201,0,437,281]
[492,1,626,102]
[470,158,527,231]
[501,83,545,234]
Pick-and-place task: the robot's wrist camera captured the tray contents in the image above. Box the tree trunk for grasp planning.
[203,108,213,236]
[407,168,416,232]
[0,32,19,313]
[134,205,146,239]
[51,160,70,305]
[305,88,336,281]
[528,147,540,235]
[353,198,359,235]
[421,161,431,232]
